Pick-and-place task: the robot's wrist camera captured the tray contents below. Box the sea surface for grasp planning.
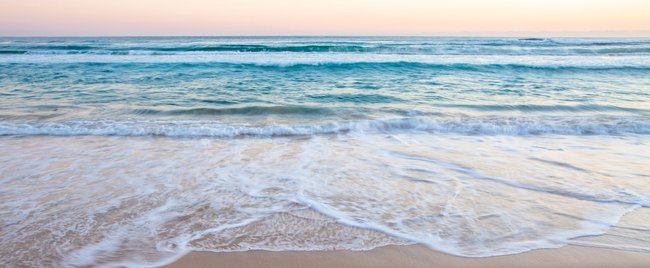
[1,37,650,267]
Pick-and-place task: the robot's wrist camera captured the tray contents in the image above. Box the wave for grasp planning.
[0,50,27,54]
[1,116,648,138]
[131,104,648,117]
[6,46,650,56]
[131,106,335,116]
[307,94,402,103]
[3,54,650,70]
[436,104,650,113]
[4,38,650,56]
[145,44,373,53]
[26,45,96,50]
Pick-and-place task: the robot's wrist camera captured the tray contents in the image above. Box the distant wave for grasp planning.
[3,38,650,56]
[1,116,648,138]
[146,44,374,53]
[4,46,650,56]
[3,54,650,70]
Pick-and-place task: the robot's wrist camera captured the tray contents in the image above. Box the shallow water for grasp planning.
[1,37,649,267]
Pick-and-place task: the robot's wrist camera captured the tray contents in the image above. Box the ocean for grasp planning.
[1,37,649,267]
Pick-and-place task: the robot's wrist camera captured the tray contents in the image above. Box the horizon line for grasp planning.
[2,30,650,39]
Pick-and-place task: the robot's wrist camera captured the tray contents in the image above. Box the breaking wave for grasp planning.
[1,116,649,138]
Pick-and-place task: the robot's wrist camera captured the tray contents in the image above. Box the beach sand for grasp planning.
[165,245,650,268]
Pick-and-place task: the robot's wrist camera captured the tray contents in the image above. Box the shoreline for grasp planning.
[164,244,650,268]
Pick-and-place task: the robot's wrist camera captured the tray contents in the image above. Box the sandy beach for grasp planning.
[166,245,650,268]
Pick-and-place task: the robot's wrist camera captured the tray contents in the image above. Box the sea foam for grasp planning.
[1,116,648,138]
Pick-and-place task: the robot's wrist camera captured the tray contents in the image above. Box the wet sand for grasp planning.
[165,244,650,268]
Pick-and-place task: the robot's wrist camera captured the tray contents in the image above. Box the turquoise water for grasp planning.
[1,37,650,266]
[2,37,650,135]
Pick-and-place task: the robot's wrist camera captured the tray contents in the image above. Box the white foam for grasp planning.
[2,52,650,68]
[2,128,650,266]
[0,116,648,138]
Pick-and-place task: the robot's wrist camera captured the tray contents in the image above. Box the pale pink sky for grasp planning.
[1,0,649,36]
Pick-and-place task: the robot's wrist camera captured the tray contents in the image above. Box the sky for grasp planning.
[1,0,649,37]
